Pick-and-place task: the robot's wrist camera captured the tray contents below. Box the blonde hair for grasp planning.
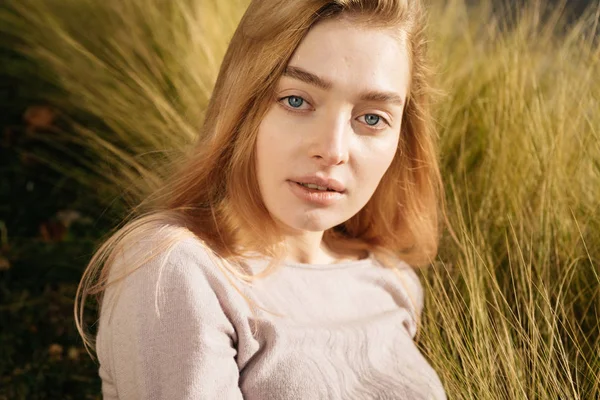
[75,0,444,358]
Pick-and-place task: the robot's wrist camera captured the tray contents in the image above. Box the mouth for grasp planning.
[287,180,345,206]
[291,181,341,193]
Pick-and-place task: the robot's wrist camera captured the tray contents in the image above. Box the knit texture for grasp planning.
[96,231,446,399]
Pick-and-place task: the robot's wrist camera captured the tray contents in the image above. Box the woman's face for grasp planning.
[256,17,410,234]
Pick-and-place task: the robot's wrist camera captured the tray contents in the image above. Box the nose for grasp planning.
[309,113,350,166]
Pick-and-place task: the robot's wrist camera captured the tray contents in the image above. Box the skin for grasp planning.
[255,16,411,265]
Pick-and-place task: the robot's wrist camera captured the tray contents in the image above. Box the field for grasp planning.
[0,0,598,398]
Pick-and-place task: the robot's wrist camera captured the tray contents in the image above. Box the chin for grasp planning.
[277,213,340,233]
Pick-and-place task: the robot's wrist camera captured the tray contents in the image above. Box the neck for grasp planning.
[282,235,367,265]
[282,231,328,264]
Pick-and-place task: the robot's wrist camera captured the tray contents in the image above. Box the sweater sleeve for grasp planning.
[394,261,425,339]
[404,265,425,321]
[99,241,244,400]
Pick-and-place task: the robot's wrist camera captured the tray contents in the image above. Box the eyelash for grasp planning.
[277,95,391,129]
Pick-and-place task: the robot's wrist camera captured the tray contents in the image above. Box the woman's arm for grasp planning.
[98,242,244,400]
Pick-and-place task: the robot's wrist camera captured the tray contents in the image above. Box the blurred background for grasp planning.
[1,0,598,399]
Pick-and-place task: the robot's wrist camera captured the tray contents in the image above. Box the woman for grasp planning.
[75,0,447,398]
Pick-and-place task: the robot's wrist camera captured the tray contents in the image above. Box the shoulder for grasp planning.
[113,222,204,261]
[377,254,425,315]
[107,223,216,283]
[395,260,425,317]
[381,257,425,337]
[95,225,245,398]
[101,224,230,320]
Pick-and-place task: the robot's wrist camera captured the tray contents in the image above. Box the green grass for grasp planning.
[1,0,598,398]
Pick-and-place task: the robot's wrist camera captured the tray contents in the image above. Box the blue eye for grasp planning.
[286,96,304,108]
[364,114,380,126]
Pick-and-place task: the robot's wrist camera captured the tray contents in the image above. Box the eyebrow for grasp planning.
[283,65,405,106]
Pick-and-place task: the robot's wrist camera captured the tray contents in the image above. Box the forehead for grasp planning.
[285,17,410,96]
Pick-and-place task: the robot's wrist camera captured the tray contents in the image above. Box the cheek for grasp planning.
[257,110,302,167]
[256,113,278,164]
[255,140,273,195]
[256,111,290,186]
[380,133,401,167]
[381,140,400,171]
[355,137,399,190]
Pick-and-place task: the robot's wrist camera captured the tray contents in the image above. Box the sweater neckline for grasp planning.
[282,251,375,269]
[240,251,375,270]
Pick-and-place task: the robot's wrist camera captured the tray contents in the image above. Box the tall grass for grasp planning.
[424,1,600,398]
[1,0,599,398]
[1,0,247,210]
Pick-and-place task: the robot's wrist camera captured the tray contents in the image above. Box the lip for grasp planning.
[288,175,346,193]
[287,180,345,206]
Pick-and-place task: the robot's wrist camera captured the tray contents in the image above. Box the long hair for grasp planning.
[75,0,444,357]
